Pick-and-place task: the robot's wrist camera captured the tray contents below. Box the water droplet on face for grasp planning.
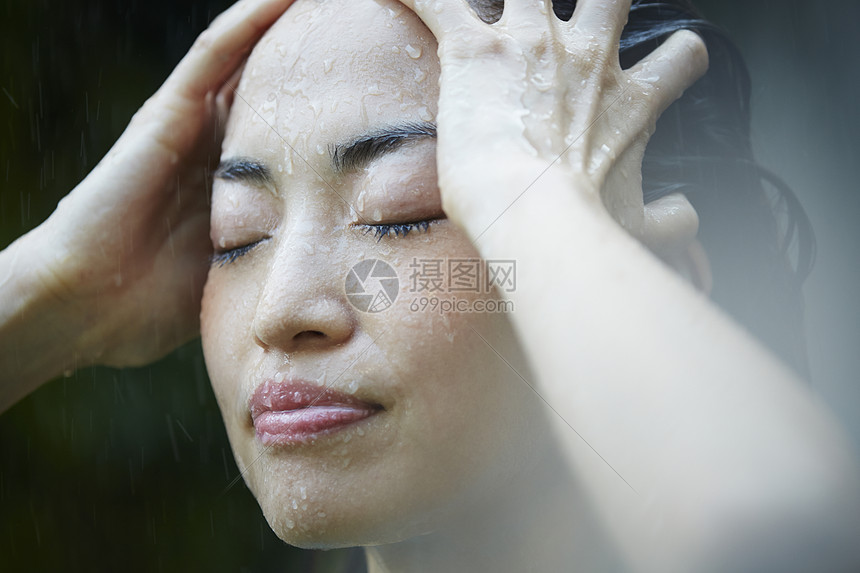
[372,208,382,222]
[530,72,552,92]
[300,486,307,500]
[218,237,227,249]
[418,106,433,122]
[260,97,277,121]
[601,144,611,154]
[323,59,333,73]
[285,518,295,529]
[405,44,422,59]
[276,43,287,57]
[316,144,325,155]
[413,68,426,83]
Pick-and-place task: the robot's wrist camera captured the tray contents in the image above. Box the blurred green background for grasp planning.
[2,0,859,571]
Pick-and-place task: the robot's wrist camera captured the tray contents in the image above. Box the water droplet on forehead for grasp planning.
[418,106,433,122]
[405,44,422,59]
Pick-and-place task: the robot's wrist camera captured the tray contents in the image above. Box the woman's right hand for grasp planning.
[7,0,295,373]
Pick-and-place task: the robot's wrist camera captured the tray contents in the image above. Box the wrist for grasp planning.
[0,224,103,407]
[449,159,616,251]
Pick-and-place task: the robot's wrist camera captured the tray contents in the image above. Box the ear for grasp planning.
[640,193,712,295]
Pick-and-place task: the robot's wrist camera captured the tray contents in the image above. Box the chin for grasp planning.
[247,458,460,550]
[259,497,439,550]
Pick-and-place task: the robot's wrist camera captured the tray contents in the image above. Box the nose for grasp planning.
[252,243,357,353]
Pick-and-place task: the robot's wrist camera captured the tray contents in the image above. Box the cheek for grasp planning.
[377,240,533,463]
[200,271,259,413]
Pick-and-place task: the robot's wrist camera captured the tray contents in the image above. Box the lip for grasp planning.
[249,379,382,446]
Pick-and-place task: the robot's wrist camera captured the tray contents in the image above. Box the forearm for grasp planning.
[0,226,100,412]
[468,167,860,571]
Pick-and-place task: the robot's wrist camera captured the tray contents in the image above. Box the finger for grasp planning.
[570,0,633,51]
[499,0,553,26]
[642,192,700,254]
[219,59,247,113]
[395,0,484,40]
[628,29,709,117]
[164,0,295,101]
[212,62,245,146]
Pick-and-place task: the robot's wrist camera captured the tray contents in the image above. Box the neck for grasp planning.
[364,441,623,573]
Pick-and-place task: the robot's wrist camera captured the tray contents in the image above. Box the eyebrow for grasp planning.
[214,121,437,186]
[214,157,274,186]
[330,121,436,174]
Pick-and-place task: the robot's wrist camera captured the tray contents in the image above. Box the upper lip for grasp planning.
[249,378,381,422]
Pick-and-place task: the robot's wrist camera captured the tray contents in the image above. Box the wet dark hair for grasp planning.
[471,0,815,378]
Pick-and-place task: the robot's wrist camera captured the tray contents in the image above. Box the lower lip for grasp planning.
[253,406,376,446]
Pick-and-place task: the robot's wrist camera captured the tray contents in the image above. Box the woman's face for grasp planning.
[201,0,545,547]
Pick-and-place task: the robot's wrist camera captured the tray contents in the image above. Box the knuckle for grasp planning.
[193,29,215,52]
[460,30,519,59]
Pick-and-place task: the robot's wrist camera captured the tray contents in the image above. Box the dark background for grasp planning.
[2,1,859,571]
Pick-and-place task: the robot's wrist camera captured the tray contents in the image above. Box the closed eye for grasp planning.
[209,238,268,267]
[355,219,443,241]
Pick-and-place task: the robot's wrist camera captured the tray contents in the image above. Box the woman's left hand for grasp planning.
[396,0,708,243]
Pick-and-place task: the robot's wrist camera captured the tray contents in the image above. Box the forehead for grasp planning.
[224,0,439,157]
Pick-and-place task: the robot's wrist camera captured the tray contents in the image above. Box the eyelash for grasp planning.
[209,239,266,267]
[211,220,441,267]
[357,220,436,242]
